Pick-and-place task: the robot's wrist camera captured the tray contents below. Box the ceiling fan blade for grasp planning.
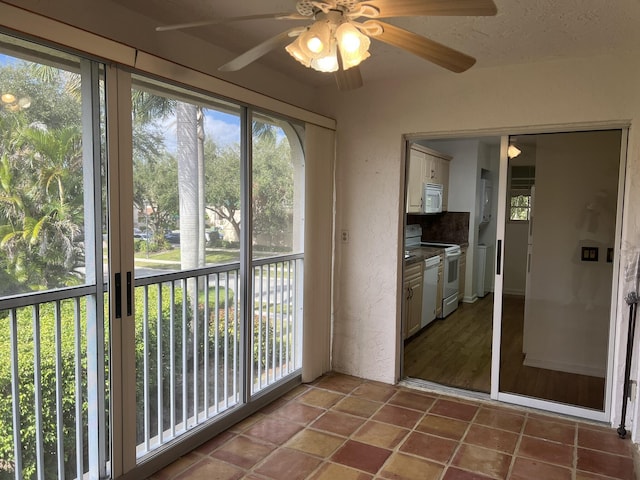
[156,13,307,32]
[370,21,476,73]
[218,28,300,72]
[335,65,364,91]
[355,0,497,17]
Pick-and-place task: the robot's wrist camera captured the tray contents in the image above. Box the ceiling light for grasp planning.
[1,93,16,104]
[336,22,370,70]
[507,145,522,159]
[1,92,31,112]
[285,37,313,67]
[285,11,372,74]
[18,97,31,109]
[300,20,331,57]
[311,40,339,73]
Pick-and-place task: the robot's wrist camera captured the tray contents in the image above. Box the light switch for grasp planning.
[581,246,598,262]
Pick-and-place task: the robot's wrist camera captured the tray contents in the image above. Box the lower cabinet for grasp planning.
[403,262,423,339]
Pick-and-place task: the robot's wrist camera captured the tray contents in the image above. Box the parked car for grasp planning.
[164,231,180,244]
[134,227,151,240]
[205,228,222,246]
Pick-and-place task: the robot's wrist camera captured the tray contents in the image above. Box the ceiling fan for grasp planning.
[156,0,498,90]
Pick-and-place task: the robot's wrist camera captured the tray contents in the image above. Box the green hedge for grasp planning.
[0,284,286,478]
[0,299,90,479]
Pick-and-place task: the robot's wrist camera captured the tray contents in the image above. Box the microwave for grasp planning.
[423,183,443,214]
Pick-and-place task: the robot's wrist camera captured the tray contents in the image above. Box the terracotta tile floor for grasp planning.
[148,373,638,480]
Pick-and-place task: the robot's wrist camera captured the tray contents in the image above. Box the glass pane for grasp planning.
[402,137,499,395]
[131,76,244,458]
[251,113,304,394]
[131,80,242,277]
[0,40,89,297]
[0,34,108,479]
[500,131,621,410]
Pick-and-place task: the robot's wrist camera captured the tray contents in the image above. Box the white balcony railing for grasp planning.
[0,286,107,480]
[134,254,303,458]
[0,254,303,478]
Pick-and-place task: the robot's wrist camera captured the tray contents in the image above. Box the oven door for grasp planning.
[443,251,460,298]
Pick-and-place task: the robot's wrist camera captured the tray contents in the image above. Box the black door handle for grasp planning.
[126,271,132,316]
[115,272,122,319]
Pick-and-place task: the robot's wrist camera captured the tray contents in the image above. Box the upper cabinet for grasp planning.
[407,148,427,213]
[406,145,452,213]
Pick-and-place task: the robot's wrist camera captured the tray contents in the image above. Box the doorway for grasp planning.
[403,136,500,394]
[402,128,625,419]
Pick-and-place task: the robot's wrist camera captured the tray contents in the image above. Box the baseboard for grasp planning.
[463,294,478,303]
[523,354,606,378]
[503,288,525,296]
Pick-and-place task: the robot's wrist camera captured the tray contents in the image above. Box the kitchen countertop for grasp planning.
[404,246,446,266]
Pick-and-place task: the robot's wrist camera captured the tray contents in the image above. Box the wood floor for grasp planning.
[404,294,493,393]
[403,294,605,410]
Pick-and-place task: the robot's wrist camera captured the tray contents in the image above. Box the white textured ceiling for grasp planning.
[110,0,640,88]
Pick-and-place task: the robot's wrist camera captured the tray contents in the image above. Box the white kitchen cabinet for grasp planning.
[403,262,423,339]
[407,145,451,213]
[406,148,426,213]
[425,152,451,211]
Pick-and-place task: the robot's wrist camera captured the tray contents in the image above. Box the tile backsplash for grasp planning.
[406,211,470,245]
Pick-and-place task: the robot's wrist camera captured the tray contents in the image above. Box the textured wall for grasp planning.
[320,52,640,432]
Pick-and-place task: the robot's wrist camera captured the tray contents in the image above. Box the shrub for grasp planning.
[0,282,287,477]
[0,299,92,479]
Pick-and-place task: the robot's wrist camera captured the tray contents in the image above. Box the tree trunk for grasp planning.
[197,107,205,266]
[176,102,199,271]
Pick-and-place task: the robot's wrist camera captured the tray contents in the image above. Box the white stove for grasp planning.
[405,225,461,318]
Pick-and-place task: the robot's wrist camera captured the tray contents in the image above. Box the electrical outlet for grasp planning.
[341,230,349,243]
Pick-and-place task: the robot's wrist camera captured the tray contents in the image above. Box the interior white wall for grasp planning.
[320,51,640,433]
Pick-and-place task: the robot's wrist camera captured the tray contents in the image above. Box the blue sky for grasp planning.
[1,51,282,151]
[160,108,242,153]
[0,54,18,65]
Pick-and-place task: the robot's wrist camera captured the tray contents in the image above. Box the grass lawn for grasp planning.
[135,248,239,269]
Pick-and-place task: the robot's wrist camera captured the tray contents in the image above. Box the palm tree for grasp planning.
[132,90,205,270]
[0,122,84,290]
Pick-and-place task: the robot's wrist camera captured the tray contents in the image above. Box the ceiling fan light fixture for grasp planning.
[1,93,16,104]
[310,39,339,72]
[299,20,331,57]
[285,37,313,67]
[336,22,371,69]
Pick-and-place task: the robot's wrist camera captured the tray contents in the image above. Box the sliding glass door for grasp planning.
[124,75,306,472]
[494,129,625,420]
[401,128,625,423]
[0,32,307,479]
[0,35,109,478]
